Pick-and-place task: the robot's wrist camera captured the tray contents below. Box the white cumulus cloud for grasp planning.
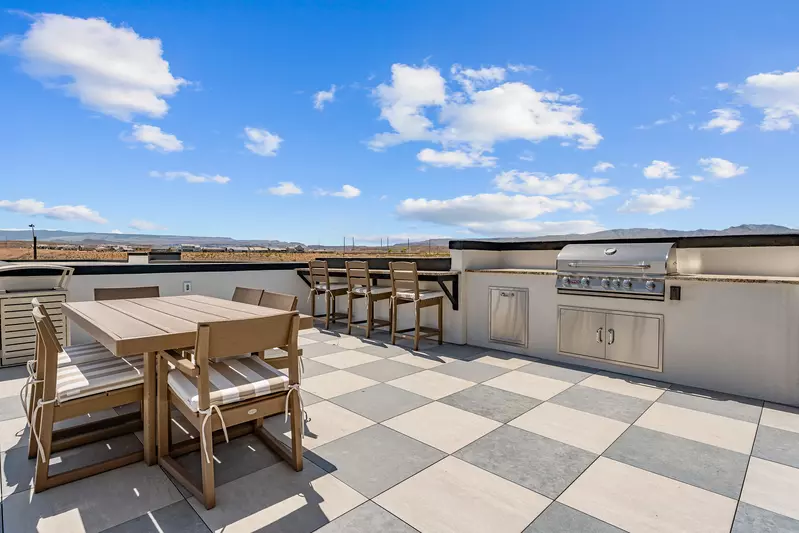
[417,148,496,169]
[266,182,303,196]
[643,160,679,179]
[149,170,229,184]
[0,198,106,223]
[368,63,601,153]
[593,161,614,173]
[397,193,572,226]
[2,13,185,121]
[700,108,742,134]
[129,219,167,231]
[619,187,696,214]
[731,67,799,130]
[244,127,282,156]
[493,171,619,201]
[129,124,183,152]
[698,157,747,179]
[313,85,336,110]
[316,185,361,198]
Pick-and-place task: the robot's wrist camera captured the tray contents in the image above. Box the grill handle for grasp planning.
[566,261,651,269]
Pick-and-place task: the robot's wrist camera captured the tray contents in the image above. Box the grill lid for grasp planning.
[556,242,676,276]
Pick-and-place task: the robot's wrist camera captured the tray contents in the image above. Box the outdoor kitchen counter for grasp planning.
[467,268,799,285]
[466,268,556,275]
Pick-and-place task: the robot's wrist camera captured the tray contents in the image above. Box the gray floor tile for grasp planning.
[524,502,624,533]
[102,500,210,533]
[303,359,338,378]
[431,360,509,383]
[315,501,418,533]
[2,433,143,498]
[310,424,445,498]
[518,359,595,384]
[550,384,652,423]
[0,395,25,422]
[304,331,344,342]
[753,425,799,469]
[439,384,541,423]
[175,433,282,489]
[604,425,749,498]
[357,343,411,358]
[330,384,431,423]
[303,342,348,358]
[659,385,763,423]
[455,425,596,499]
[302,390,324,406]
[732,502,799,532]
[426,343,487,361]
[347,359,421,382]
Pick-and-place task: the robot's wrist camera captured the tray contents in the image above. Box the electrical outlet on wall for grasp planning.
[183,281,192,293]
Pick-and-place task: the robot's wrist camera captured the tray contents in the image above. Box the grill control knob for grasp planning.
[610,278,621,289]
[561,276,572,286]
[622,279,633,290]
[645,280,657,291]
[580,277,590,288]
[600,278,610,289]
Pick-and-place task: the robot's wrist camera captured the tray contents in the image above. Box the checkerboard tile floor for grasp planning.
[2,325,799,532]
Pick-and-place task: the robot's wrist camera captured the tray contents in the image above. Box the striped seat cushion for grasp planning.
[395,289,445,301]
[351,286,392,295]
[57,342,116,366]
[168,356,290,412]
[315,282,347,291]
[56,356,144,403]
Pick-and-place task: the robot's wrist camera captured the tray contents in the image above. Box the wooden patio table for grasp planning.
[61,294,312,465]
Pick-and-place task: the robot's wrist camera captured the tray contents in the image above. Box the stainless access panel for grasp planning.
[605,311,662,370]
[558,307,607,359]
[489,287,528,347]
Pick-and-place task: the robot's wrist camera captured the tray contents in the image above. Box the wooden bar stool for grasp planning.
[389,261,445,350]
[345,261,392,338]
[308,260,348,329]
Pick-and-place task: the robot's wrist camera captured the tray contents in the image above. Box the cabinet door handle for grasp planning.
[607,328,615,345]
[596,327,603,343]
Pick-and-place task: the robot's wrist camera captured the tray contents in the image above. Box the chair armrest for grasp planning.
[161,349,199,377]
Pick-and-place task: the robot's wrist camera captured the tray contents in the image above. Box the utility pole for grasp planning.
[29,224,37,260]
[352,237,355,252]
[343,236,346,254]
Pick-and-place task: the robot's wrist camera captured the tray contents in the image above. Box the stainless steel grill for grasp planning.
[556,242,677,301]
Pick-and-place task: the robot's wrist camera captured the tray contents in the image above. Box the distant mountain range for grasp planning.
[0,224,795,248]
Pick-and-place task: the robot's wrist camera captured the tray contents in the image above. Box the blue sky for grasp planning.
[1,2,799,243]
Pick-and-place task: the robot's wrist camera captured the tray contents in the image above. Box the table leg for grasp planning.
[143,352,157,465]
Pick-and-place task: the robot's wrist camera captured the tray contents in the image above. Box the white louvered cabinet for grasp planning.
[0,291,68,366]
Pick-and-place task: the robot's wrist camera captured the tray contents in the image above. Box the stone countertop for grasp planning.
[466,268,799,285]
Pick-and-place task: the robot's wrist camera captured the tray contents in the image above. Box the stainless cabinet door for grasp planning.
[605,312,662,369]
[489,288,528,346]
[558,308,607,359]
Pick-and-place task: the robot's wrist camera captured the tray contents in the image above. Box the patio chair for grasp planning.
[28,307,145,492]
[232,286,264,306]
[22,299,121,459]
[345,260,391,338]
[94,286,160,300]
[308,260,347,329]
[259,290,298,311]
[156,314,304,509]
[389,261,444,350]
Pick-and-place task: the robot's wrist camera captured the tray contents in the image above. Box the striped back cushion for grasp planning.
[168,356,289,412]
[57,342,115,366]
[56,356,144,403]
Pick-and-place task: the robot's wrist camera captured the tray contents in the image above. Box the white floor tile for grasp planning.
[382,402,500,453]
[190,460,367,533]
[263,400,374,450]
[473,353,531,370]
[389,352,453,369]
[387,370,473,400]
[510,402,629,454]
[580,373,667,401]
[760,403,799,434]
[558,457,737,533]
[3,462,183,533]
[375,456,549,533]
[741,457,799,521]
[635,403,757,454]
[300,370,378,399]
[325,336,371,350]
[483,371,572,401]
[313,350,381,369]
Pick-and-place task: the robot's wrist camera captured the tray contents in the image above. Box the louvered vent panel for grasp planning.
[1,292,67,366]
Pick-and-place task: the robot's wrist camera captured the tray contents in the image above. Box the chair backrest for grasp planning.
[389,261,419,299]
[231,287,264,306]
[193,313,300,410]
[31,298,63,353]
[31,306,62,395]
[94,286,160,301]
[308,260,330,290]
[259,290,298,311]
[345,261,371,292]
